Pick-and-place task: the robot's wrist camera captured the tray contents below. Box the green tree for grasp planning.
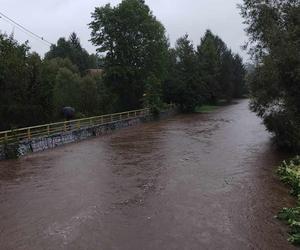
[162,48,178,104]
[163,31,245,110]
[0,32,117,129]
[45,32,97,74]
[24,53,49,124]
[40,58,80,119]
[218,49,235,102]
[197,30,221,104]
[197,30,246,103]
[0,34,50,129]
[95,76,117,114]
[52,68,81,117]
[232,54,246,98]
[89,0,169,111]
[79,76,99,116]
[240,0,300,150]
[172,35,202,112]
[143,74,163,114]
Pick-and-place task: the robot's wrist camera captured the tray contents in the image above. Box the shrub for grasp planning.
[277,156,300,244]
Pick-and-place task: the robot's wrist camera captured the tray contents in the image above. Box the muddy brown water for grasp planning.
[0,99,297,250]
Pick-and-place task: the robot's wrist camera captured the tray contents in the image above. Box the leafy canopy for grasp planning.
[89,0,169,110]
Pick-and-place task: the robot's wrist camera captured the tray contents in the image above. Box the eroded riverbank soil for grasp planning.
[0,100,296,250]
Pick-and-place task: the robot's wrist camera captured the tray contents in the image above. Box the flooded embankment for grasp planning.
[0,99,296,249]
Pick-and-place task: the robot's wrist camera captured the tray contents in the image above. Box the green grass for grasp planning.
[195,105,218,113]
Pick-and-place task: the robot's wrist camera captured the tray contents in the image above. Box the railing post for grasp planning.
[135,111,137,117]
[27,128,31,140]
[47,125,50,136]
[64,122,67,132]
[77,120,81,129]
[101,116,104,124]
[4,132,8,141]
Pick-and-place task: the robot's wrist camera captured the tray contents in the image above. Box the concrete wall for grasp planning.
[0,144,5,160]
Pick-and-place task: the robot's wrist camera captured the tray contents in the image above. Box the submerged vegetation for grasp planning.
[277,156,300,244]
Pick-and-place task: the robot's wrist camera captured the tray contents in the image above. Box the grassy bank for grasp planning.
[277,156,300,244]
[195,99,234,114]
[195,105,218,113]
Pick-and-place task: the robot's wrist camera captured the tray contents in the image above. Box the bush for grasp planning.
[277,156,300,244]
[277,156,300,196]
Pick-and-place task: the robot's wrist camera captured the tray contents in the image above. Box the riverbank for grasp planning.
[277,156,300,245]
[195,99,240,114]
[0,107,178,160]
[195,105,218,113]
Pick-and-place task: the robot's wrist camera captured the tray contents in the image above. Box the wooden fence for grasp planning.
[0,108,150,144]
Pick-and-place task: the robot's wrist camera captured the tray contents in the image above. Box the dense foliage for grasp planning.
[240,0,300,150]
[45,33,99,74]
[0,34,47,130]
[0,0,246,131]
[89,0,169,111]
[277,156,300,244]
[164,31,246,112]
[0,34,112,130]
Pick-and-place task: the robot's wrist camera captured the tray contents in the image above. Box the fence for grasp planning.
[0,108,150,144]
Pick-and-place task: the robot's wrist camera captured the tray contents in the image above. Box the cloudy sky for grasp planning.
[0,0,248,60]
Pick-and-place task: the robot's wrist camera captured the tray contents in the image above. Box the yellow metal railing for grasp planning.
[0,108,150,144]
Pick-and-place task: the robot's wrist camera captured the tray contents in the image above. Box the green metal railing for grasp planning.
[0,108,150,144]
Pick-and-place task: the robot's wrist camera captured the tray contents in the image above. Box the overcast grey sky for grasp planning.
[0,0,248,59]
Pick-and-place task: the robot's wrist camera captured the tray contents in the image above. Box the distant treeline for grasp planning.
[0,0,246,131]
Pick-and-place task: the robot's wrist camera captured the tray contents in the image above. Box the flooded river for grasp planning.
[0,100,296,250]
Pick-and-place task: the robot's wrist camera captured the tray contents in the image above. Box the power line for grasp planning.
[0,15,48,46]
[0,11,53,46]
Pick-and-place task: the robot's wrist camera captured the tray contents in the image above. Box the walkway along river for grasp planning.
[0,99,297,249]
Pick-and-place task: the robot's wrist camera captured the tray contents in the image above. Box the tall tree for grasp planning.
[45,33,97,74]
[89,0,169,111]
[240,0,300,150]
[0,34,49,129]
[162,48,178,104]
[172,35,202,111]
[79,76,99,116]
[52,68,81,116]
[232,54,246,98]
[197,30,221,103]
[197,30,246,103]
